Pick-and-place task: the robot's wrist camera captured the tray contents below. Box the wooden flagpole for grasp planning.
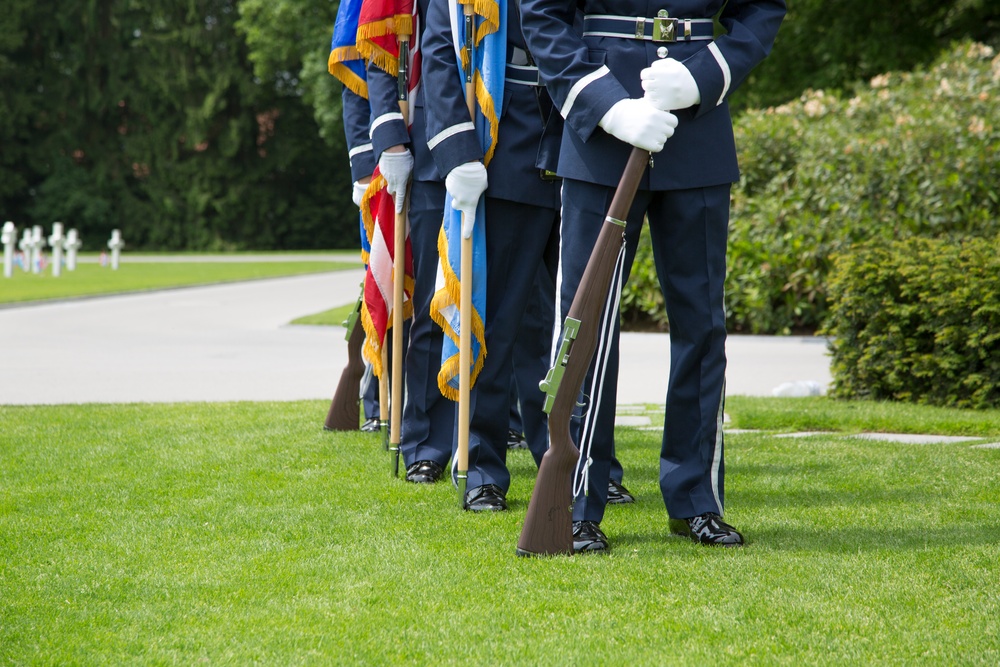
[389,29,412,477]
[456,0,476,508]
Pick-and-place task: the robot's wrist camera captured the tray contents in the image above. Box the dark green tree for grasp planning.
[2,0,356,250]
[731,0,1000,112]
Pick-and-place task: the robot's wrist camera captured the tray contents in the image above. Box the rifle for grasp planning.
[516,147,648,556]
[324,286,366,431]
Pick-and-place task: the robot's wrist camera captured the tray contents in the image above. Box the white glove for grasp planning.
[352,180,368,208]
[378,149,413,212]
[445,162,488,238]
[598,98,679,153]
[640,58,701,111]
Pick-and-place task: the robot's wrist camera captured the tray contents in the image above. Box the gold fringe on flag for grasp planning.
[327,47,369,99]
[429,226,487,400]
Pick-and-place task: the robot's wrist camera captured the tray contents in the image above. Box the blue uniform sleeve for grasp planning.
[341,86,377,181]
[420,0,485,179]
[518,0,630,143]
[367,64,412,159]
[685,0,786,119]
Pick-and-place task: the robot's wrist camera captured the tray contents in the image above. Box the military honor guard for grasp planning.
[420,0,564,512]
[519,0,786,550]
[360,0,457,484]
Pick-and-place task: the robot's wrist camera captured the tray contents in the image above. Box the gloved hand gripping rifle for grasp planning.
[516,148,649,556]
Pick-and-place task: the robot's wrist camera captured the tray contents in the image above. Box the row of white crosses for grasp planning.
[1,222,123,277]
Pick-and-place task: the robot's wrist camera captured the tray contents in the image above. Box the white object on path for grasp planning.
[48,222,65,277]
[1,221,15,278]
[772,380,826,397]
[108,229,124,270]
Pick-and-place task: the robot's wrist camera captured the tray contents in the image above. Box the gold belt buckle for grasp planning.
[651,11,677,42]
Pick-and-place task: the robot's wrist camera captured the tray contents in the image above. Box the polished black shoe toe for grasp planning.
[607,479,635,504]
[360,418,381,433]
[572,520,609,553]
[405,460,444,484]
[506,429,527,449]
[464,484,507,511]
[671,512,744,546]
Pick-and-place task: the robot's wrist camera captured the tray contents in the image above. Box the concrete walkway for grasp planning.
[0,269,832,406]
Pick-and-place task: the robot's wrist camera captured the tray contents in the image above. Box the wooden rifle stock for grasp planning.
[516,147,649,556]
[324,291,366,431]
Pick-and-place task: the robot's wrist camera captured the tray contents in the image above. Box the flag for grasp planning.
[429,0,505,400]
[328,0,371,267]
[359,170,415,378]
[356,0,421,121]
[353,0,421,379]
[328,0,368,99]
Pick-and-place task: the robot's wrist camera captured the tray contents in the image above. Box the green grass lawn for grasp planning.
[1,398,998,664]
[0,256,359,305]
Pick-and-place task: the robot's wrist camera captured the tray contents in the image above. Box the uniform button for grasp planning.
[656,46,669,58]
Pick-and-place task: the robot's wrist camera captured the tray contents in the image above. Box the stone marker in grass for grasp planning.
[48,223,64,277]
[108,229,124,270]
[2,221,15,278]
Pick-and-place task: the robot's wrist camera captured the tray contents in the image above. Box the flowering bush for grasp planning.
[621,42,1000,335]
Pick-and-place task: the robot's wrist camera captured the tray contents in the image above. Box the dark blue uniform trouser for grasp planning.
[511,261,557,468]
[462,196,559,492]
[401,179,455,468]
[558,178,731,524]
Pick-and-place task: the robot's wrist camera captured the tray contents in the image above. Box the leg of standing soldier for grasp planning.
[507,376,527,449]
[463,197,557,509]
[401,179,454,483]
[512,245,558,468]
[647,184,743,546]
[558,178,648,533]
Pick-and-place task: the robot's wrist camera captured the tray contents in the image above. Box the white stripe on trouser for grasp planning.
[550,182,567,369]
[711,379,725,513]
[573,239,627,499]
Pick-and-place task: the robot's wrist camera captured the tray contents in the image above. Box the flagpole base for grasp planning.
[457,473,468,510]
[390,445,400,478]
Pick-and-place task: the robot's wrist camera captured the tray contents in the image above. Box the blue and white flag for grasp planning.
[430,0,506,400]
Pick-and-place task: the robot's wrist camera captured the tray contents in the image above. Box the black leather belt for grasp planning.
[505,63,543,87]
[583,14,714,42]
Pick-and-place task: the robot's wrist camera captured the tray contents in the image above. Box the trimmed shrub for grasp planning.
[822,236,1000,409]
[620,41,1000,334]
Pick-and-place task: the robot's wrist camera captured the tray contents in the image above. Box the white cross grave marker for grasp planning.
[48,222,65,277]
[107,229,124,270]
[17,228,32,272]
[2,221,15,278]
[64,228,82,271]
[30,225,45,274]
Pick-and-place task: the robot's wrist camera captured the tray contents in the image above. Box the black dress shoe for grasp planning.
[670,513,744,546]
[572,520,609,553]
[360,418,381,433]
[464,484,507,511]
[506,429,527,449]
[607,479,635,504]
[405,460,444,484]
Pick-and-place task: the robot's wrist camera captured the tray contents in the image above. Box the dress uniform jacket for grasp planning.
[519,0,785,189]
[420,0,561,212]
[342,87,376,182]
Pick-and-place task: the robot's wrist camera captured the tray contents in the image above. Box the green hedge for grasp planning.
[621,41,1000,334]
[822,236,1000,409]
